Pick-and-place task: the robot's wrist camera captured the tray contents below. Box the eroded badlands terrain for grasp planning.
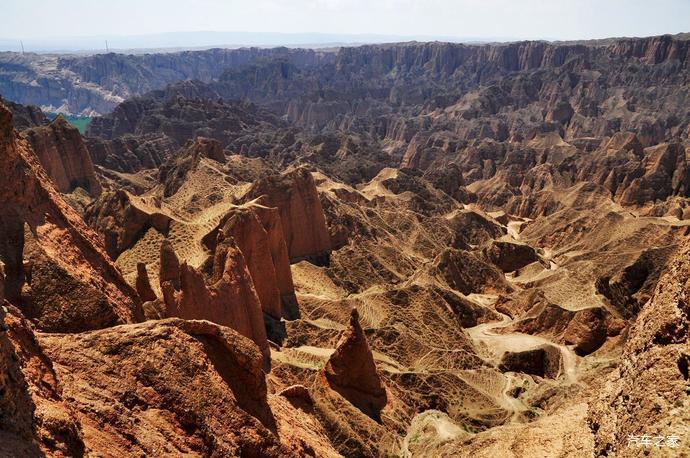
[1,34,689,457]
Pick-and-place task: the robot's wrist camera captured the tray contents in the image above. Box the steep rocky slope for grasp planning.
[0,102,138,332]
[22,115,102,196]
[590,240,690,456]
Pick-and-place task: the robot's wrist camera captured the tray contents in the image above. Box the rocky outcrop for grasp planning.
[1,297,339,456]
[0,102,139,332]
[20,225,124,332]
[86,133,177,173]
[205,202,298,320]
[0,311,34,450]
[159,239,181,290]
[85,190,171,259]
[422,164,477,203]
[159,240,270,366]
[508,302,613,356]
[499,345,562,379]
[277,384,313,405]
[250,202,299,318]
[591,239,690,456]
[88,92,283,148]
[434,248,513,295]
[618,142,689,206]
[0,309,85,457]
[595,247,674,318]
[38,318,284,454]
[482,240,541,272]
[22,115,102,196]
[135,262,157,302]
[608,33,690,64]
[0,96,47,130]
[159,137,226,197]
[206,205,281,319]
[39,314,330,456]
[323,308,387,421]
[243,168,331,264]
[447,210,506,248]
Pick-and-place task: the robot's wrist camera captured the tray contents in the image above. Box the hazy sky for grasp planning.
[3,0,690,41]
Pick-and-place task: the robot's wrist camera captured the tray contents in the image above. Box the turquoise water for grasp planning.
[45,113,92,135]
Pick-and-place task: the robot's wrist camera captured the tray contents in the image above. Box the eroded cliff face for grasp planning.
[0,96,47,130]
[0,102,139,332]
[86,133,177,173]
[0,308,338,456]
[204,204,286,320]
[22,115,102,196]
[200,35,689,143]
[591,239,690,456]
[159,136,226,197]
[250,201,299,318]
[243,168,332,264]
[0,309,86,457]
[0,47,334,115]
[158,240,271,366]
[85,189,172,259]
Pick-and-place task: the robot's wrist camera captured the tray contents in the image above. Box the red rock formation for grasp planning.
[0,312,34,451]
[160,240,270,366]
[85,190,171,259]
[0,308,85,456]
[250,202,299,316]
[205,201,299,319]
[498,344,562,379]
[22,115,102,196]
[400,132,429,170]
[135,262,157,302]
[0,102,140,332]
[160,136,226,197]
[323,308,387,421]
[562,308,609,355]
[0,309,330,456]
[159,239,181,290]
[243,168,331,264]
[608,34,690,64]
[277,384,313,405]
[208,206,281,319]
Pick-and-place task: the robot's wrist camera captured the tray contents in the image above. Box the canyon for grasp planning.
[0,33,689,457]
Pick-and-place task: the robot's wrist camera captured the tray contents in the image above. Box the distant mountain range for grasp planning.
[0,31,511,53]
